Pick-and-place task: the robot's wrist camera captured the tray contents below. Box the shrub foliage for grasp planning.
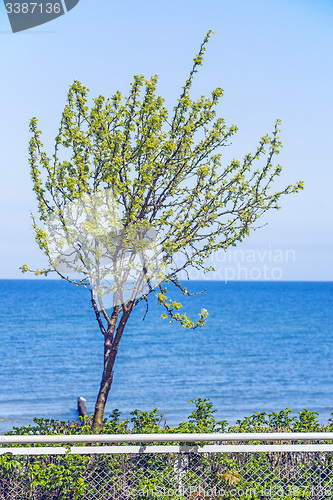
[1,399,333,499]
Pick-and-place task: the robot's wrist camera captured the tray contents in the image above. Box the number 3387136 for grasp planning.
[5,3,62,14]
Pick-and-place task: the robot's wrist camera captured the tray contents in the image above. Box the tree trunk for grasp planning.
[92,310,131,431]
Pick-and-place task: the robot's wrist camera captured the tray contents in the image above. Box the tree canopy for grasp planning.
[23,31,303,429]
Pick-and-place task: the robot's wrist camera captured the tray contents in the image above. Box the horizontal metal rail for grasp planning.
[1,433,333,456]
[2,431,333,445]
[2,444,333,456]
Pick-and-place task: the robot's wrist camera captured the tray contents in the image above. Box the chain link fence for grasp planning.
[1,434,333,499]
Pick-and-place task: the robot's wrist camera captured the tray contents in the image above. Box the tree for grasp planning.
[23,31,303,430]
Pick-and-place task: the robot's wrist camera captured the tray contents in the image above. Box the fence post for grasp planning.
[177,453,182,495]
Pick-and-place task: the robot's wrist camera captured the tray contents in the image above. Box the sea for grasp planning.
[0,280,332,434]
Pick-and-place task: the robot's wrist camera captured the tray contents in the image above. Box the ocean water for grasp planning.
[0,280,332,434]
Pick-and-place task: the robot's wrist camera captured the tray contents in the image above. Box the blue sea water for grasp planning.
[0,280,332,434]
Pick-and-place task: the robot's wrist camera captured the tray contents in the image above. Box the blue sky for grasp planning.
[0,0,332,280]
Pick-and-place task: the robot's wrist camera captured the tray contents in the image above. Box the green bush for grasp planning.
[1,399,333,499]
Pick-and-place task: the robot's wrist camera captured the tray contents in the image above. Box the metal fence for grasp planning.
[1,432,333,499]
